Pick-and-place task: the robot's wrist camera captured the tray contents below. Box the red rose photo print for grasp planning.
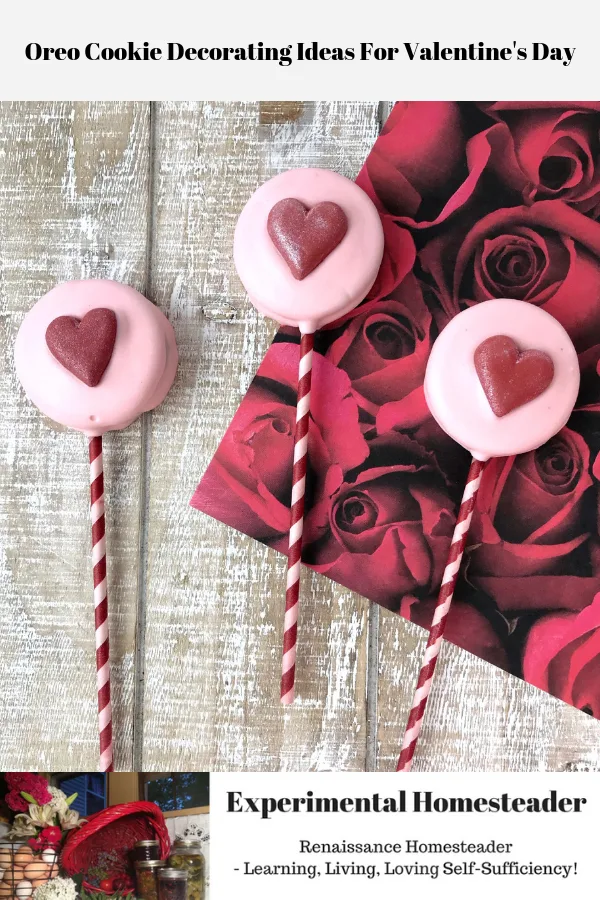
[192,101,600,719]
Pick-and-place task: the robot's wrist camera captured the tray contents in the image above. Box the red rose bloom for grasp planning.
[447,201,600,351]
[482,102,600,217]
[6,790,29,813]
[40,826,62,846]
[357,101,516,230]
[403,596,509,670]
[523,594,600,715]
[191,343,369,550]
[326,274,433,413]
[470,428,596,612]
[309,433,455,609]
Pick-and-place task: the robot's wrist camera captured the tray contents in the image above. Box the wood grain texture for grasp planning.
[140,101,380,771]
[376,608,600,771]
[1,100,600,773]
[0,102,150,769]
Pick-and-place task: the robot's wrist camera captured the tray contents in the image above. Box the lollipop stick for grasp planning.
[89,435,114,772]
[281,330,315,705]
[397,456,486,772]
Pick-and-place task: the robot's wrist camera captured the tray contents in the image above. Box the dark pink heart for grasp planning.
[45,308,117,387]
[267,198,348,280]
[474,334,555,417]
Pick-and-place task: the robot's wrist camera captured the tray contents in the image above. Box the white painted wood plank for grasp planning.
[0,102,150,769]
[2,100,597,773]
[141,101,380,770]
[376,603,600,771]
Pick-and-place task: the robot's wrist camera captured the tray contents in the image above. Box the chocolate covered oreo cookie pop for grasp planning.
[15,279,178,770]
[398,299,580,772]
[235,167,384,704]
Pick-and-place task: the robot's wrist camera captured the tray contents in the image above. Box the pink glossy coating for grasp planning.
[424,300,580,461]
[14,280,178,436]
[234,168,384,333]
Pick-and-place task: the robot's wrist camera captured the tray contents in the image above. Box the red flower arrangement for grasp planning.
[28,826,63,852]
[5,773,52,813]
[192,101,600,719]
[4,773,83,849]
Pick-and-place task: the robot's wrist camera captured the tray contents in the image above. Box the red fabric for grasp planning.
[192,101,600,719]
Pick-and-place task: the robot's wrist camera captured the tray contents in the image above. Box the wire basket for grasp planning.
[61,802,170,894]
[0,840,60,899]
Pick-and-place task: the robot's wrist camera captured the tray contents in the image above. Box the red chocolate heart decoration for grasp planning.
[474,335,554,417]
[45,308,117,387]
[267,198,348,280]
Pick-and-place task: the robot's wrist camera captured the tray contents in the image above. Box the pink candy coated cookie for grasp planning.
[424,300,579,461]
[234,168,384,332]
[15,279,178,436]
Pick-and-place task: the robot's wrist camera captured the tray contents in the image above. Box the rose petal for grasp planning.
[356,101,465,218]
[322,525,428,607]
[523,594,600,712]
[408,598,510,670]
[491,430,592,545]
[376,386,430,434]
[476,575,600,614]
[394,124,524,229]
[192,458,290,540]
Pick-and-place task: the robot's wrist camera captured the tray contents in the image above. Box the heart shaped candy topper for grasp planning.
[474,334,555,417]
[267,198,348,280]
[45,308,117,387]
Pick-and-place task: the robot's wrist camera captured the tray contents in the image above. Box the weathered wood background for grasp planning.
[1,101,599,772]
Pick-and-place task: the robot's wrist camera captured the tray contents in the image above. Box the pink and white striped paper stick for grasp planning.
[281,331,315,705]
[89,435,114,772]
[397,456,486,772]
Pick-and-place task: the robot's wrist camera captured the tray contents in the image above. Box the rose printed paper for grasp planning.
[192,101,600,718]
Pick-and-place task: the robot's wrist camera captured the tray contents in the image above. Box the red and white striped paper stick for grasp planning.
[397,456,486,772]
[281,330,315,705]
[89,435,114,772]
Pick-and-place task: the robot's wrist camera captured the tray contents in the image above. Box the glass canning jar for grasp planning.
[158,868,189,900]
[167,840,205,900]
[132,840,162,862]
[135,859,166,900]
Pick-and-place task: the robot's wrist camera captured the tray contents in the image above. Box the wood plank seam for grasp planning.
[139,102,378,771]
[133,100,158,771]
